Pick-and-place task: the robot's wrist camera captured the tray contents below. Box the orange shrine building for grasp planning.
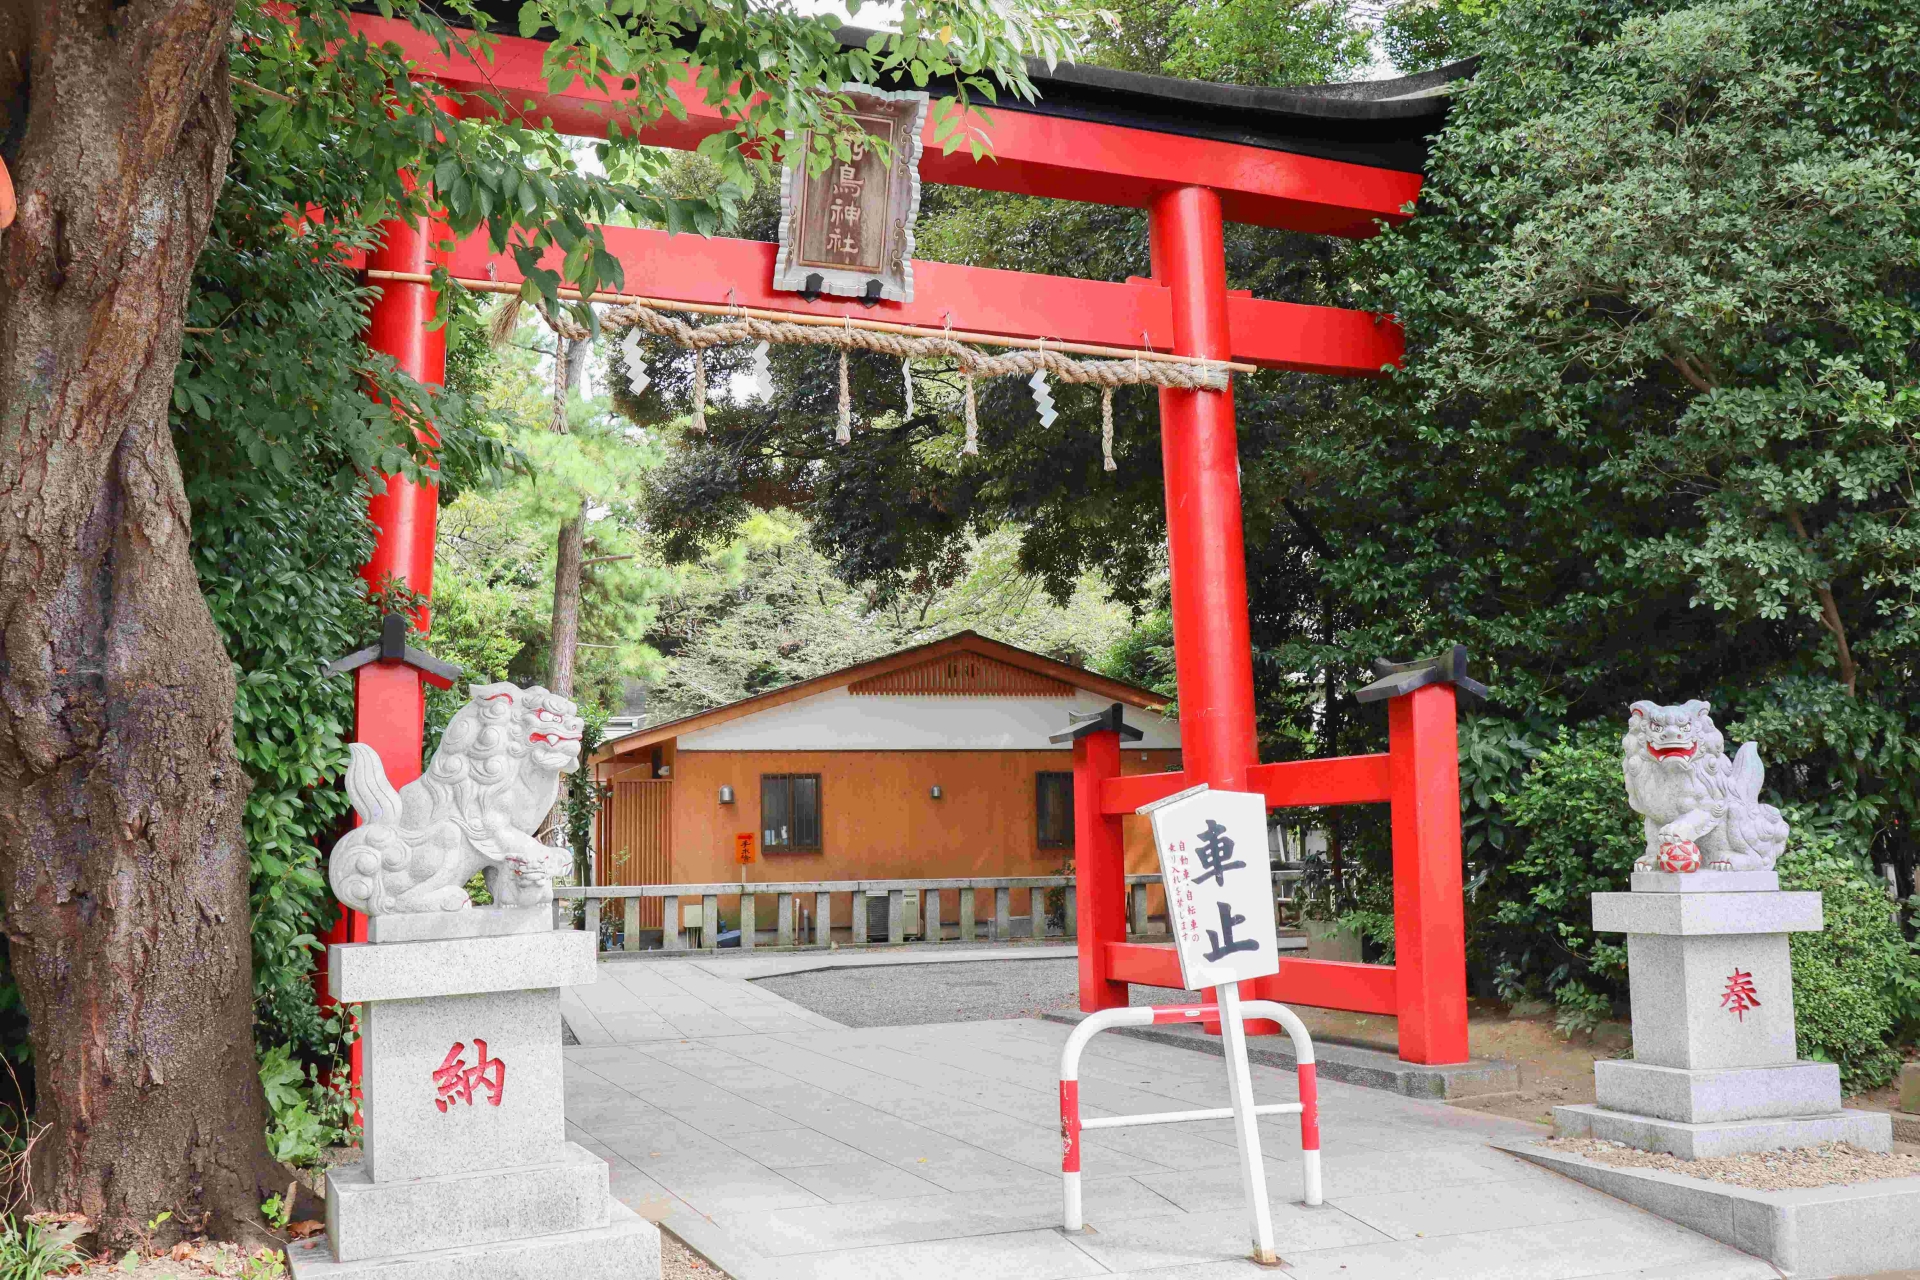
[589,632,1181,934]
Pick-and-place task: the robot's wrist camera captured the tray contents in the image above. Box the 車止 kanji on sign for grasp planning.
[1192,819,1246,888]
[1720,969,1761,1022]
[1203,902,1258,963]
[433,1039,507,1111]
[1147,789,1279,991]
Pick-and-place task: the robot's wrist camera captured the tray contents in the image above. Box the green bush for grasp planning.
[258,1040,357,1168]
[1485,723,1637,1002]
[1778,821,1920,1091]
[0,1216,83,1280]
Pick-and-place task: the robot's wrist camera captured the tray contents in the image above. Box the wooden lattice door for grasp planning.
[598,779,672,927]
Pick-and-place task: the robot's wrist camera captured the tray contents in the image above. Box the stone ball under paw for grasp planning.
[1659,839,1701,873]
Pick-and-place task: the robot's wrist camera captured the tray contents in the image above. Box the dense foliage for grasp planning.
[1779,823,1920,1089]
[636,512,1131,724]
[1486,728,1636,1030]
[1282,0,1920,1010]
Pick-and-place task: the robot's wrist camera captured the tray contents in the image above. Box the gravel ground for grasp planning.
[756,956,1198,1026]
[1545,1138,1920,1190]
[661,1228,725,1280]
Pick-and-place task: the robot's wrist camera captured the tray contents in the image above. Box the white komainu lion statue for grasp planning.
[1622,700,1789,873]
[329,682,585,914]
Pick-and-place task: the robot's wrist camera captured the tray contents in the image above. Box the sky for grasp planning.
[797,0,905,26]
[795,0,1402,82]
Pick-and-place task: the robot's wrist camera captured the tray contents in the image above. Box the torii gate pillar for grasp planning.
[1149,186,1260,794]
[321,207,446,1095]
[1148,186,1274,1029]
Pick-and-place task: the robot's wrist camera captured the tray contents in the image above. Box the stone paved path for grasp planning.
[562,953,1777,1280]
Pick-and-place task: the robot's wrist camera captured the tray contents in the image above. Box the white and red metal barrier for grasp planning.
[1059,998,1320,1243]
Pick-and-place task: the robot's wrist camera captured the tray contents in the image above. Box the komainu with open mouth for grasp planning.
[1621,700,1789,873]
[328,681,585,914]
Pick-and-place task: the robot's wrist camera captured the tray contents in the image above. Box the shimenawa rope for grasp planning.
[540,298,1231,459]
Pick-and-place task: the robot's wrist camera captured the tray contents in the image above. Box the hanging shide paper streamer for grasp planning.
[1029,368,1057,427]
[619,328,650,396]
[748,341,773,401]
[1101,387,1116,471]
[691,348,707,433]
[902,358,914,419]
[836,349,852,445]
[963,374,978,456]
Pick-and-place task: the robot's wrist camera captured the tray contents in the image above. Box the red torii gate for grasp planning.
[334,18,1474,1067]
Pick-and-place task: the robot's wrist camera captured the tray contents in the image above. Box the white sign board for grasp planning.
[1146,787,1280,991]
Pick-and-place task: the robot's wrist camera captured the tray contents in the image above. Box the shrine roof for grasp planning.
[591,630,1168,763]
[959,52,1476,175]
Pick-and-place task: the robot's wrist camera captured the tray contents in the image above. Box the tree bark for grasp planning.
[540,337,589,853]
[547,338,590,700]
[0,0,286,1247]
[549,499,587,699]
[1785,508,1858,696]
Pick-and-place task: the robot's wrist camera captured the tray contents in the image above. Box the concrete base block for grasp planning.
[367,906,552,945]
[1593,890,1823,936]
[326,1143,608,1261]
[1041,1009,1518,1100]
[1623,931,1800,1070]
[1499,1137,1920,1278]
[289,1197,659,1280]
[1630,869,1779,893]
[1594,1058,1842,1124]
[361,986,568,1182]
[1552,1102,1892,1159]
[332,930,595,1003]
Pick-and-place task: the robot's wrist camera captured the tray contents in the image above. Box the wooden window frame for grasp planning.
[761,772,823,854]
[1036,770,1074,850]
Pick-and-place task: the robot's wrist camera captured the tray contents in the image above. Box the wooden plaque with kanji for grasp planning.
[773,86,928,303]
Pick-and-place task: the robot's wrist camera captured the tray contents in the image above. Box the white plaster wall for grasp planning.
[675,686,1180,752]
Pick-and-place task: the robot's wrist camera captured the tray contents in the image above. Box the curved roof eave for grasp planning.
[964,53,1479,174]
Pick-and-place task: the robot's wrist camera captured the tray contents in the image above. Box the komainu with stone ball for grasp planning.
[1621,700,1789,873]
[329,681,585,914]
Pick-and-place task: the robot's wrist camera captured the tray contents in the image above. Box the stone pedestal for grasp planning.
[289,912,657,1280]
[1554,872,1892,1159]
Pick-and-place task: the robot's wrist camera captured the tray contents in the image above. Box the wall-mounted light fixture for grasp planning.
[930,785,943,800]
[718,784,735,804]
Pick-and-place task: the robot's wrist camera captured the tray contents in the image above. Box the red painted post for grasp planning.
[1073,730,1128,1012]
[1148,186,1258,795]
[1388,683,1470,1064]
[360,205,448,623]
[324,203,449,1097]
[1150,186,1272,1031]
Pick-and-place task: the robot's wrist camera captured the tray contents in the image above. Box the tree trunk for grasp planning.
[538,341,588,855]
[0,0,286,1248]
[542,498,587,859]
[549,498,587,699]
